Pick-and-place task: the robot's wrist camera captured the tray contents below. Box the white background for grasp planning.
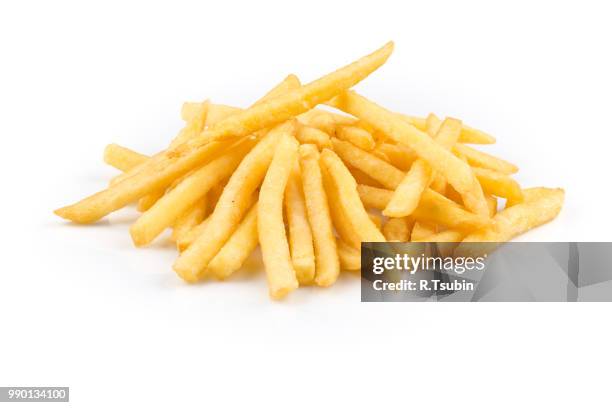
[1,0,611,406]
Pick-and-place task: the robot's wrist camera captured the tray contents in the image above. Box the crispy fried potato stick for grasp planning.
[458,187,564,244]
[485,194,497,217]
[299,144,340,286]
[384,117,462,217]
[285,164,316,285]
[382,217,412,241]
[176,217,210,252]
[320,149,386,243]
[56,42,393,223]
[372,143,417,171]
[208,202,259,280]
[104,144,148,172]
[204,104,243,127]
[258,132,300,299]
[321,164,360,249]
[472,167,524,203]
[337,239,361,271]
[173,123,292,282]
[357,184,393,210]
[328,91,489,216]
[336,125,375,151]
[412,230,464,243]
[171,196,208,242]
[401,115,496,144]
[453,144,518,174]
[331,138,404,190]
[130,137,256,246]
[411,222,437,242]
[296,125,332,149]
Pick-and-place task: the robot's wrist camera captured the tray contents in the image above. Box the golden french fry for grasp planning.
[401,114,496,144]
[258,132,300,299]
[368,212,383,230]
[130,137,256,246]
[285,165,316,285]
[136,189,165,212]
[104,144,148,172]
[336,125,375,151]
[347,166,384,187]
[181,101,205,122]
[296,125,332,149]
[411,222,437,242]
[171,196,208,242]
[321,164,360,248]
[205,104,244,127]
[382,217,412,241]
[331,137,404,190]
[372,142,417,171]
[454,144,518,174]
[56,42,393,223]
[299,144,340,287]
[173,123,291,282]
[472,166,523,203]
[383,117,462,217]
[337,239,361,271]
[458,187,564,244]
[207,202,259,279]
[357,184,393,210]
[328,91,489,216]
[176,218,209,252]
[413,189,491,231]
[412,230,464,243]
[170,100,209,148]
[485,194,497,217]
[320,149,386,243]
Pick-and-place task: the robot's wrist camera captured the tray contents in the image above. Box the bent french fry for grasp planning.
[328,91,489,216]
[285,165,316,285]
[258,132,300,299]
[299,144,340,287]
[173,124,291,282]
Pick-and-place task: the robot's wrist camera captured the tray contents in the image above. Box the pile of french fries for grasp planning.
[55,42,564,299]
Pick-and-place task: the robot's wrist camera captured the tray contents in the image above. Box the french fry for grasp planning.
[176,218,210,252]
[104,144,148,172]
[336,125,375,151]
[372,142,417,171]
[331,137,404,190]
[401,114,496,144]
[347,166,384,187]
[56,42,394,223]
[137,189,165,212]
[170,100,209,148]
[328,91,489,216]
[171,196,208,242]
[298,109,337,134]
[412,189,491,231]
[181,101,205,122]
[130,137,256,246]
[357,184,393,210]
[173,123,291,282]
[299,144,340,286]
[472,166,524,203]
[382,217,412,241]
[453,144,518,174]
[285,165,316,285]
[485,194,498,217]
[383,117,462,217]
[320,149,386,243]
[411,222,437,242]
[296,125,332,149]
[458,187,564,244]
[337,239,361,271]
[412,230,464,243]
[207,202,259,279]
[258,132,300,299]
[205,104,243,127]
[321,164,360,248]
[368,212,383,230]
